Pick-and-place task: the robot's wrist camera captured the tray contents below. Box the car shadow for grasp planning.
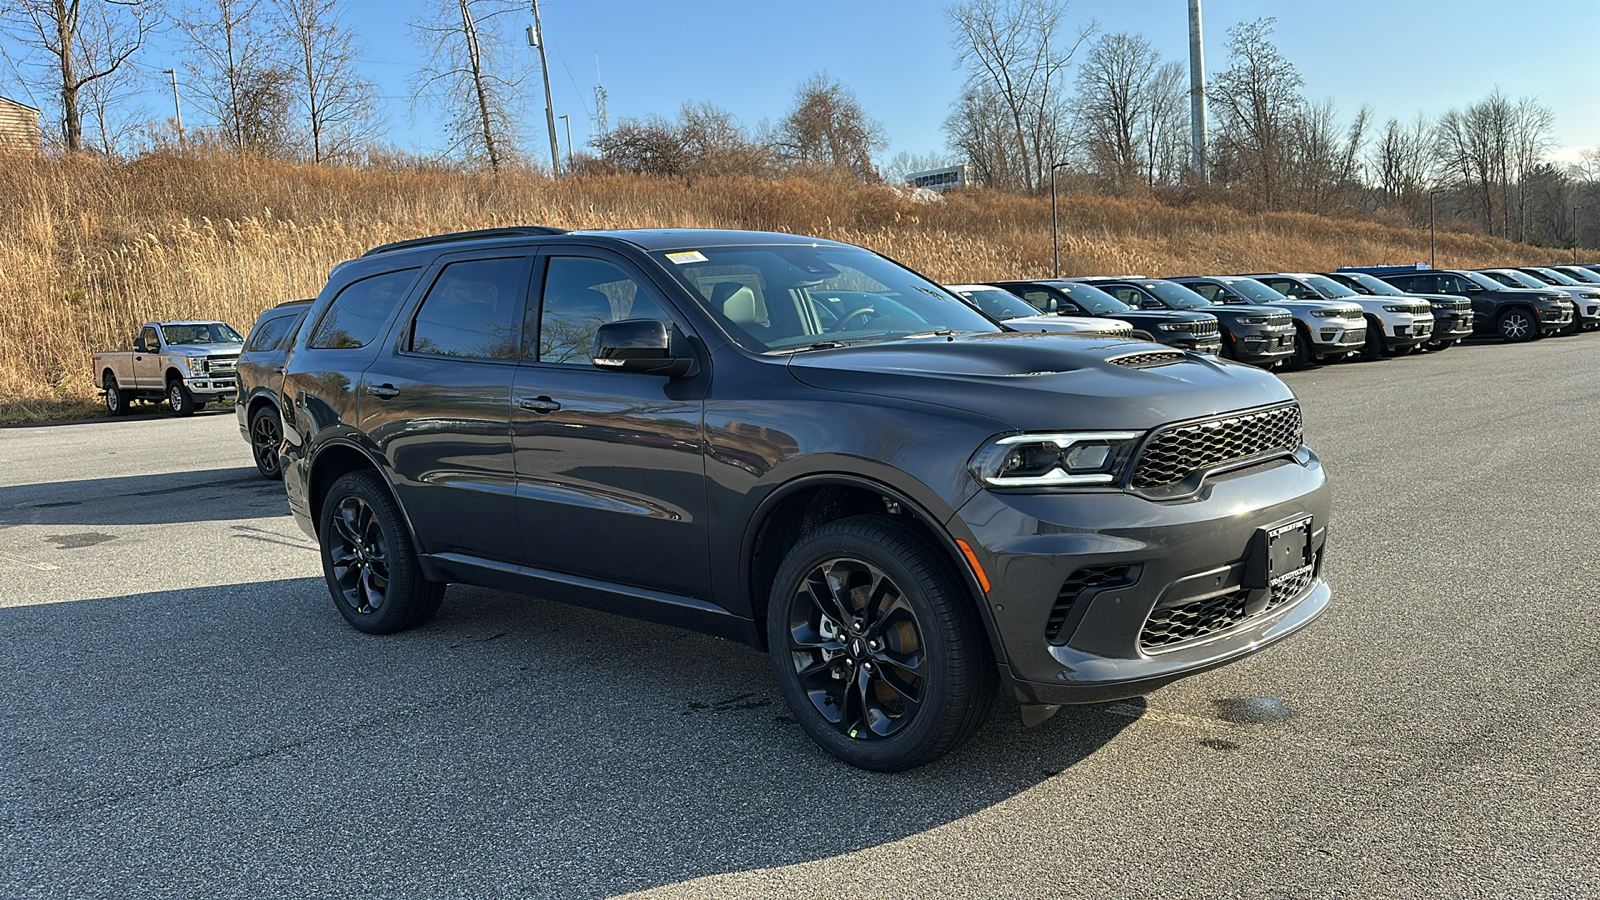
[0,467,281,527]
[1,578,1140,898]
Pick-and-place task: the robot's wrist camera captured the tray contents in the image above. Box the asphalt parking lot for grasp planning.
[3,336,1598,899]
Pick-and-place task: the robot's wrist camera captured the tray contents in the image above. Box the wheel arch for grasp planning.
[305,440,423,555]
[740,473,1005,664]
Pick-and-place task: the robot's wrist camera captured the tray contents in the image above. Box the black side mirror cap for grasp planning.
[593,319,697,377]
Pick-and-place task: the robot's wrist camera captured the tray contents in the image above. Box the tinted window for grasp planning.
[1220,278,1288,303]
[1303,274,1359,298]
[953,287,1036,319]
[309,269,416,350]
[410,257,525,359]
[245,314,291,352]
[535,256,672,365]
[1137,281,1210,308]
[1263,279,1313,299]
[162,323,243,345]
[138,327,159,351]
[1185,282,1226,302]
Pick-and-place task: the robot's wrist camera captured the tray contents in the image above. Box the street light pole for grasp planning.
[161,69,183,146]
[1428,188,1446,268]
[529,0,560,175]
[558,113,573,173]
[1575,205,1584,265]
[1050,161,1072,277]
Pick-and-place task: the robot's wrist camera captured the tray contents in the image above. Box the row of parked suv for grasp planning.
[213,228,1592,772]
[942,263,1598,375]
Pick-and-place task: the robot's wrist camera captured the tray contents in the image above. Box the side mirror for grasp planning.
[1141,299,1162,309]
[593,319,696,377]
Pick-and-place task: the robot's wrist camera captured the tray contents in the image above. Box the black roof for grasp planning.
[358,226,851,260]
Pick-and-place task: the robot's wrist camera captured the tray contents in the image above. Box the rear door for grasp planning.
[510,248,711,599]
[357,251,531,564]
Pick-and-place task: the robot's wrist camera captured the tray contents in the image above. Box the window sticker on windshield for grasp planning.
[666,251,708,265]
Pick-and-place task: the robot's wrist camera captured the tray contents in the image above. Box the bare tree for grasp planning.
[180,0,294,154]
[944,82,1017,188]
[882,150,954,185]
[272,0,382,162]
[74,0,152,154]
[1431,89,1553,238]
[1143,61,1188,188]
[597,103,769,179]
[773,72,885,181]
[946,0,1094,192]
[0,0,160,151]
[1072,32,1159,190]
[1208,17,1304,210]
[410,0,525,172]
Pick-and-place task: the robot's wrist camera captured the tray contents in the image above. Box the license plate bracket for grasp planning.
[1243,516,1312,589]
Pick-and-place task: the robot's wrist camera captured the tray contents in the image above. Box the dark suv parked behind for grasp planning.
[1074,277,1294,368]
[279,227,1332,771]
[1363,268,1572,342]
[989,279,1224,354]
[236,299,312,479]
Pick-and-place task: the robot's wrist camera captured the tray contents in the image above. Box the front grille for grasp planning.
[1130,404,1303,491]
[1268,565,1316,611]
[1194,320,1220,337]
[1108,350,1185,369]
[1141,590,1249,648]
[1262,314,1292,328]
[1047,565,1137,643]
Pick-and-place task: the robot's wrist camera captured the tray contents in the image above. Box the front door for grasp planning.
[511,250,711,600]
[134,326,163,389]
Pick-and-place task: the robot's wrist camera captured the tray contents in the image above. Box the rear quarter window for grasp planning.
[308,269,417,350]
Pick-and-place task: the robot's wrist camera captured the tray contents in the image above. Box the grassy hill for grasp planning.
[0,152,1576,421]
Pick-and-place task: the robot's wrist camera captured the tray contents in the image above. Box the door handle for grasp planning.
[366,383,400,400]
[517,396,562,414]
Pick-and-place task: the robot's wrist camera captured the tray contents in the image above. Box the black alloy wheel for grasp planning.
[767,515,994,771]
[318,470,445,634]
[167,379,197,416]
[104,374,130,416]
[1496,309,1536,343]
[250,407,284,480]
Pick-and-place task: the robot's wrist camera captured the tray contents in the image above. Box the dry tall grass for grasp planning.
[0,152,1575,419]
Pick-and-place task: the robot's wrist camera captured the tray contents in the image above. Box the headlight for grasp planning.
[1311,309,1343,318]
[1582,292,1600,300]
[1236,316,1268,325]
[191,357,209,374]
[970,432,1143,488]
[1382,305,1412,313]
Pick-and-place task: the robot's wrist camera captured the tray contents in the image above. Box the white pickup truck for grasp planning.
[92,320,245,416]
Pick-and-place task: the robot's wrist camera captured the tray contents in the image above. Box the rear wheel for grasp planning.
[767,515,995,771]
[250,406,284,480]
[1496,309,1536,343]
[319,470,445,634]
[103,372,130,416]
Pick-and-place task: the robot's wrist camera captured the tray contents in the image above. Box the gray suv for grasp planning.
[278,227,1332,771]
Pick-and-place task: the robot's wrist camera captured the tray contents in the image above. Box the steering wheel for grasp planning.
[828,306,876,333]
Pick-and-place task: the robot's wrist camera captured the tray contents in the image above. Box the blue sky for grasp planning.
[11,0,1600,164]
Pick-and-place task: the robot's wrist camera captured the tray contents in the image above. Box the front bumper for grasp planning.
[952,449,1330,706]
[1230,326,1295,365]
[1308,320,1365,354]
[1539,305,1574,332]
[1157,332,1223,354]
[186,376,238,398]
[1385,314,1434,347]
[1432,310,1475,340]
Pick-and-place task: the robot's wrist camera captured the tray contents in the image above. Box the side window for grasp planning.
[138,327,159,351]
[1188,283,1222,302]
[245,316,287,352]
[1435,275,1464,293]
[1108,286,1147,306]
[1020,289,1056,312]
[409,257,526,360]
[308,269,416,350]
[532,256,672,365]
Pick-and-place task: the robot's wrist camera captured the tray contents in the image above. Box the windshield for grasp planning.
[1056,282,1132,314]
[161,323,244,345]
[1462,271,1511,291]
[653,244,1000,352]
[1337,272,1406,296]
[1528,267,1580,285]
[1220,278,1291,303]
[1556,266,1600,283]
[1137,281,1211,309]
[1303,274,1359,298]
[1490,269,1547,289]
[951,286,1038,320]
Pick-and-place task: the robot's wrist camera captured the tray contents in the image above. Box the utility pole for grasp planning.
[1187,0,1207,182]
[1576,205,1585,265]
[529,0,560,174]
[1050,161,1071,277]
[558,113,573,172]
[1429,188,1445,268]
[161,68,183,146]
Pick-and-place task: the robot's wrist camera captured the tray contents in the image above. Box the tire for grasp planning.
[766,515,995,771]
[249,406,285,480]
[1288,326,1317,370]
[1424,339,1455,352]
[1360,321,1386,361]
[1496,308,1536,343]
[103,372,131,416]
[318,470,445,634]
[167,379,197,416]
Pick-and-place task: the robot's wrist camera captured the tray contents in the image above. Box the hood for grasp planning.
[785,331,1295,433]
[1113,308,1215,322]
[1003,314,1134,335]
[1260,299,1362,316]
[1207,304,1294,321]
[166,343,244,357]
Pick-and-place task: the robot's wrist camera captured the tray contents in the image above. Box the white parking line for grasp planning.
[0,550,59,571]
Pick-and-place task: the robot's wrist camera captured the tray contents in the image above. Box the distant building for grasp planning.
[905,164,975,192]
[0,96,42,150]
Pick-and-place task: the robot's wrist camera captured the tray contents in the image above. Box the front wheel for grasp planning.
[1496,309,1536,343]
[167,379,197,416]
[318,470,445,634]
[1288,327,1317,370]
[767,515,995,771]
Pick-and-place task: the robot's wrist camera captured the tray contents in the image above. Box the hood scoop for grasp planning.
[1107,349,1186,369]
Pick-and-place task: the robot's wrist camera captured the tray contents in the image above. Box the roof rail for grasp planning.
[361,226,569,257]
